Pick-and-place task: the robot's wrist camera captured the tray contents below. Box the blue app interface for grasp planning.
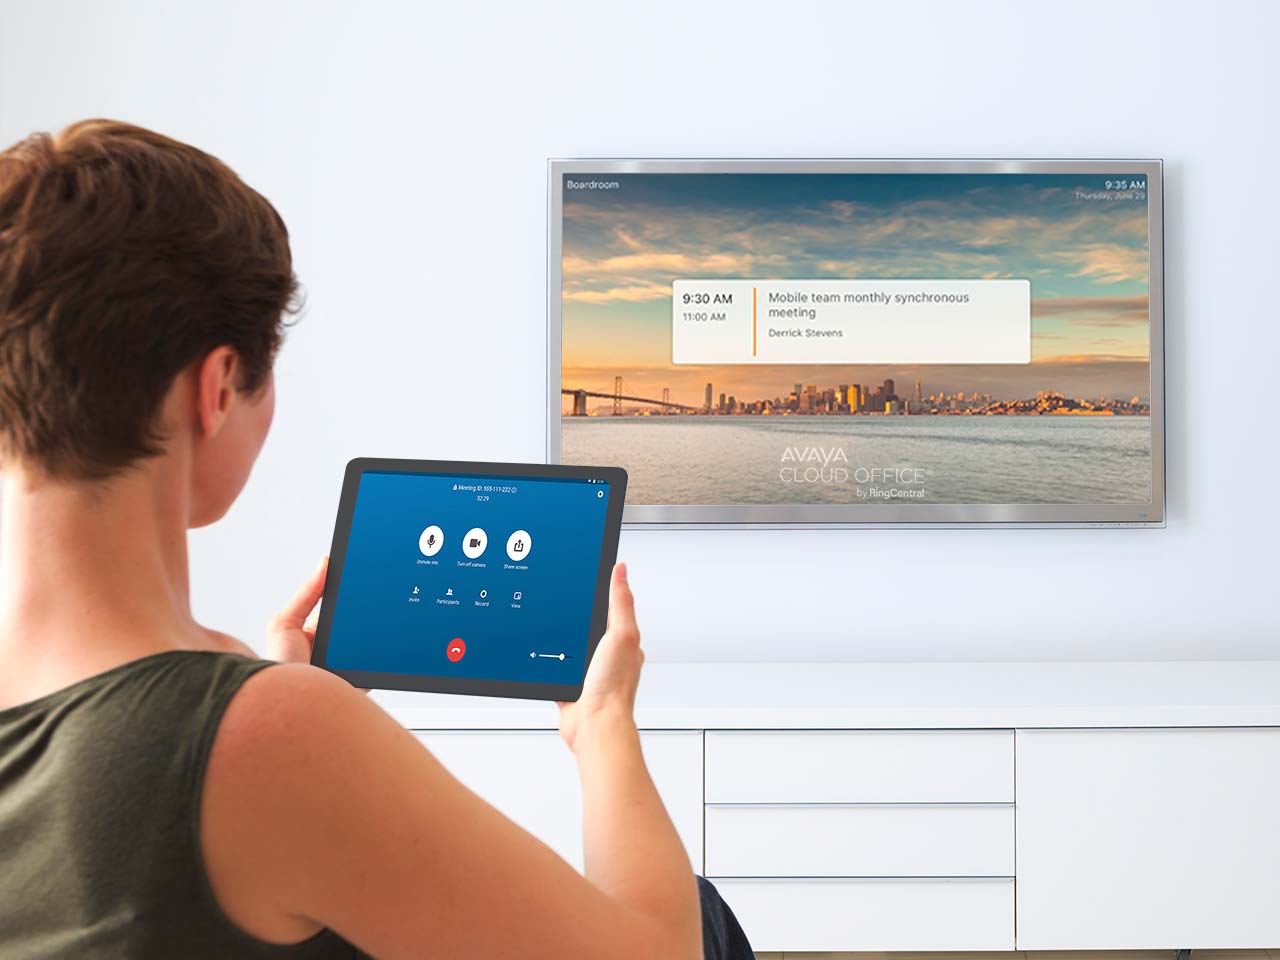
[325,471,611,686]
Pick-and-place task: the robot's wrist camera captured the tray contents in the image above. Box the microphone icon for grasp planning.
[419,525,444,557]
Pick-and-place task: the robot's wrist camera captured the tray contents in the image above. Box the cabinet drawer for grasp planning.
[705,730,1013,803]
[416,730,703,871]
[705,803,1013,877]
[711,877,1015,952]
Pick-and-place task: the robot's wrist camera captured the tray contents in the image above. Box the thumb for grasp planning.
[276,556,328,629]
[606,563,637,639]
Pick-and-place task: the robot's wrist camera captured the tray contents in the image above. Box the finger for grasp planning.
[606,562,637,639]
[276,556,328,628]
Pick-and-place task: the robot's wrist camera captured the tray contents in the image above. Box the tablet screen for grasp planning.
[322,469,613,690]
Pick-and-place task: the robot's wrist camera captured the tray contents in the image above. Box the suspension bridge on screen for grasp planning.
[562,377,696,416]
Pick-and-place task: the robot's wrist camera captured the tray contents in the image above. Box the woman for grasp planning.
[0,120,753,959]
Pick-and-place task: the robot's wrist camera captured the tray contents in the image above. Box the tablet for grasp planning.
[311,458,627,701]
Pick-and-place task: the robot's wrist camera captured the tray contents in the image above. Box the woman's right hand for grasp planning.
[558,563,644,755]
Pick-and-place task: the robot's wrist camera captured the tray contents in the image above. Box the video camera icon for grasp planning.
[462,527,488,559]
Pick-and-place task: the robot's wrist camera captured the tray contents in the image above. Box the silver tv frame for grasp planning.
[547,159,1165,529]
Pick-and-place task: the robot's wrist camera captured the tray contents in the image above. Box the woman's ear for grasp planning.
[195,346,241,439]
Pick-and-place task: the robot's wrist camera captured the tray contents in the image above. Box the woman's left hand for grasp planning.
[267,556,328,663]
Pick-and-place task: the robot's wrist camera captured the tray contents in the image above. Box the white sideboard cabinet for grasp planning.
[415,730,704,870]
[374,661,1280,953]
[1016,727,1280,950]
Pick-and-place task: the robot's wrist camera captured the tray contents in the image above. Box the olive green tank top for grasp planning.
[0,650,364,959]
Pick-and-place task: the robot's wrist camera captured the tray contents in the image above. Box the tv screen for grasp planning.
[548,161,1164,527]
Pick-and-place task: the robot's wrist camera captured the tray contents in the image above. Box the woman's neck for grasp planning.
[0,458,212,704]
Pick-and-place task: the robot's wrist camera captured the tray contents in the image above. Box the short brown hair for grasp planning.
[0,119,298,480]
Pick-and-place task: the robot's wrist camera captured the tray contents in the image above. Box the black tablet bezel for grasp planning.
[310,457,628,702]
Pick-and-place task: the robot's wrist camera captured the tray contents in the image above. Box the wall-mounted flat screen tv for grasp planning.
[548,160,1164,527]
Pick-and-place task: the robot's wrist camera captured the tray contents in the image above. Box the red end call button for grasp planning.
[446,638,466,662]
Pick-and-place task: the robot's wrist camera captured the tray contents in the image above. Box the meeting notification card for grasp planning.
[311,458,627,702]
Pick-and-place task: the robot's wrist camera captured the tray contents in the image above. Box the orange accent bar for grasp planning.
[752,286,757,357]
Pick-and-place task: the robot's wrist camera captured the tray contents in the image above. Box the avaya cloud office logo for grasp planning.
[779,445,849,483]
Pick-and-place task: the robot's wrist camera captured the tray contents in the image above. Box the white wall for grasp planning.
[2,0,1276,660]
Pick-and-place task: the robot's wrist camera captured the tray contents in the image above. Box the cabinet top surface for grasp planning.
[371,661,1280,731]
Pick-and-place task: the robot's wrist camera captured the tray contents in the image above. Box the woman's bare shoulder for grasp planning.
[198,663,686,959]
[201,627,262,660]
[199,662,419,944]
[208,662,404,789]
